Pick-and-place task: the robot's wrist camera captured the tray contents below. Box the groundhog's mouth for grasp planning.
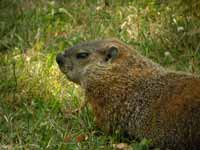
[56,53,73,71]
[58,65,73,76]
[60,64,73,72]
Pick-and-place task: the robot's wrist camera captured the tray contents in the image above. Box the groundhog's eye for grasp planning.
[76,52,90,59]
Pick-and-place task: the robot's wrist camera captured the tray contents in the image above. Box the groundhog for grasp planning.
[56,39,200,150]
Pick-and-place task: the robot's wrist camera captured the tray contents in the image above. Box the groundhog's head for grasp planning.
[56,39,134,85]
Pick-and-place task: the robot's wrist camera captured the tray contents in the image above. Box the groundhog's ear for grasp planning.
[105,46,119,62]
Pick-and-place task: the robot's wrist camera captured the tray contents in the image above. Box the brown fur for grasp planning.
[56,39,200,150]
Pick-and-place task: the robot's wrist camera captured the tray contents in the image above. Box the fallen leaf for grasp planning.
[113,143,132,150]
[76,134,88,142]
[64,135,72,142]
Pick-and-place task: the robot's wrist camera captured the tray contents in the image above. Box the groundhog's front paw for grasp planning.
[62,107,81,118]
[63,100,88,118]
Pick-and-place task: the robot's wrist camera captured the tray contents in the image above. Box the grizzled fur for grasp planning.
[56,39,200,150]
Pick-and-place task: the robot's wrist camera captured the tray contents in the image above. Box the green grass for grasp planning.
[0,0,200,149]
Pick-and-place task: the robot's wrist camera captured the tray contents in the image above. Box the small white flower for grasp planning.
[164,51,171,56]
[120,21,127,29]
[96,6,102,11]
[177,26,184,32]
[49,1,55,6]
[173,18,177,24]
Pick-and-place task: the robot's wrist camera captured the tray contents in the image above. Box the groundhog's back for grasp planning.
[86,69,200,150]
[145,72,200,149]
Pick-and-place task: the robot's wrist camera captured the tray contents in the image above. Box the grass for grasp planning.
[0,0,200,149]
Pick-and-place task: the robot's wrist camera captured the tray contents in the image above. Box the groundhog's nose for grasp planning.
[56,53,64,66]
